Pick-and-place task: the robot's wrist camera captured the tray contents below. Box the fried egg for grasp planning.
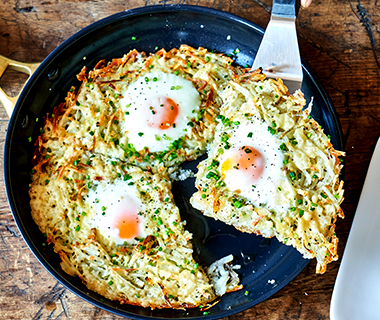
[86,179,147,245]
[120,72,200,152]
[218,119,294,212]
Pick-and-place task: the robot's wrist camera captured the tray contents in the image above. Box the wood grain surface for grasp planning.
[1,0,379,319]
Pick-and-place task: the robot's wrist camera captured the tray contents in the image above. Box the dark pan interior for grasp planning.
[4,5,344,320]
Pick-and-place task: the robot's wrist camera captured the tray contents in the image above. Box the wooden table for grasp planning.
[0,0,378,319]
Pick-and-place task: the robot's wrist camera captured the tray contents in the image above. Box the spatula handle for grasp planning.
[272,0,300,19]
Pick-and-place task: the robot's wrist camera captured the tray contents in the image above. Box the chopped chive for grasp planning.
[233,199,243,208]
[289,172,296,180]
[279,143,287,151]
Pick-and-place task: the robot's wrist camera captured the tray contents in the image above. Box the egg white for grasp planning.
[120,72,200,152]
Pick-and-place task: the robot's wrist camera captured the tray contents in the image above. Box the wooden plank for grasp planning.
[0,0,379,319]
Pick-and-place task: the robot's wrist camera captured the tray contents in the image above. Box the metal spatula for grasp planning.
[252,0,302,93]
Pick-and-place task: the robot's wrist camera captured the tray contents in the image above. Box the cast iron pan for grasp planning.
[4,4,344,320]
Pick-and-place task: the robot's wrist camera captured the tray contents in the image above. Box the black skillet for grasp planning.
[4,4,344,320]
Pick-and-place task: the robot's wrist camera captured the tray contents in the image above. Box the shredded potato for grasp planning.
[29,45,244,309]
[54,45,245,174]
[29,44,344,312]
[191,76,345,274]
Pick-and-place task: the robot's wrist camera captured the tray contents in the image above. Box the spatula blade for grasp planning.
[252,0,303,93]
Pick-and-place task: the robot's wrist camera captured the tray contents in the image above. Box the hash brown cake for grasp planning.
[29,45,345,311]
[190,73,345,274]
[29,45,243,309]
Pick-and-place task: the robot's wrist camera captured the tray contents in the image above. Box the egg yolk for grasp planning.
[146,97,179,130]
[112,211,141,240]
[221,146,265,182]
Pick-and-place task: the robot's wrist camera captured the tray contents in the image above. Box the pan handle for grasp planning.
[0,54,40,117]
